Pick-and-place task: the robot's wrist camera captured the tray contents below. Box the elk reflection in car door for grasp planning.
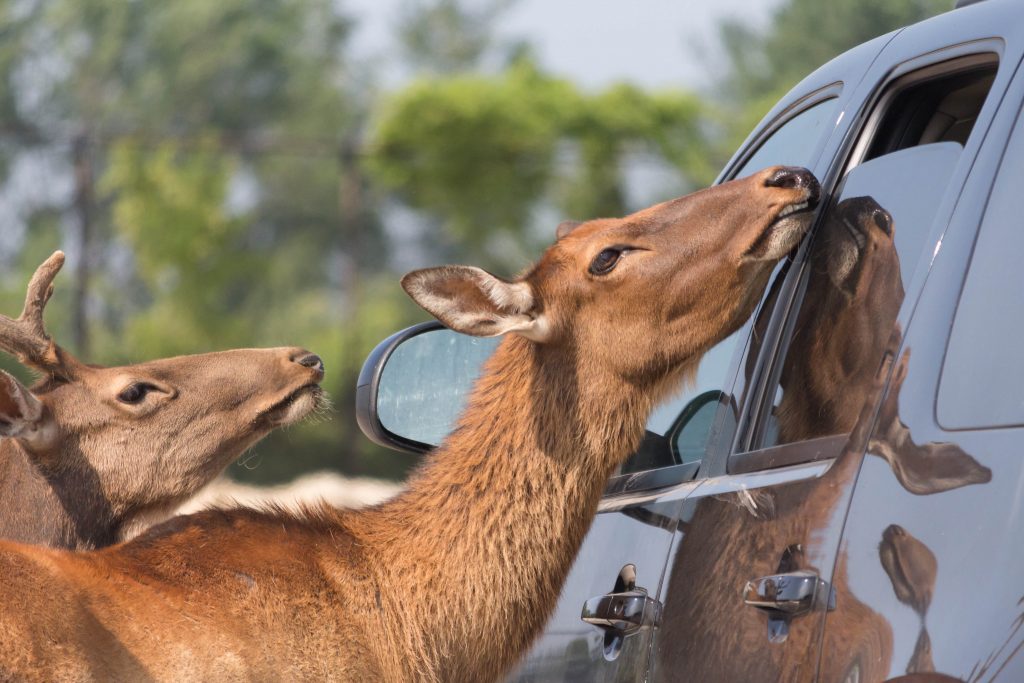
[653,197,907,681]
[776,196,903,443]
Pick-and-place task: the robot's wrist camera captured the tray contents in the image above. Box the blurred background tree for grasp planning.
[0,0,951,485]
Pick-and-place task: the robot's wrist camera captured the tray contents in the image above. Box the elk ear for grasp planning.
[556,220,583,240]
[402,266,550,342]
[0,370,52,448]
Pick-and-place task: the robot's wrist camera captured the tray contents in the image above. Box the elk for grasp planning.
[0,252,326,549]
[0,167,820,682]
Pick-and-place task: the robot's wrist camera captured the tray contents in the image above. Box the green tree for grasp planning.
[368,58,713,271]
[0,0,427,483]
[397,0,518,74]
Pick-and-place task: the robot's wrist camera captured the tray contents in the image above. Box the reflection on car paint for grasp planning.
[868,348,991,496]
[649,193,995,681]
[879,524,938,675]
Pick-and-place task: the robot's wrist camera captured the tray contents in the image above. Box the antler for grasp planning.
[0,251,74,377]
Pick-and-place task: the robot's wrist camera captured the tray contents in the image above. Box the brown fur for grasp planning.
[0,167,819,682]
[0,252,326,549]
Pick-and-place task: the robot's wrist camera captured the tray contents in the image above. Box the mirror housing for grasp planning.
[355,322,499,454]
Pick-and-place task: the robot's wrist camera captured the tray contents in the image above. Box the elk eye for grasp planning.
[589,248,622,275]
[117,383,155,405]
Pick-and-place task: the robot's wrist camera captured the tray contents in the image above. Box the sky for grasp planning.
[346,0,779,90]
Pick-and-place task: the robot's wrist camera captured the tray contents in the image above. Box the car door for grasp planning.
[648,6,1020,681]
[505,40,876,683]
[819,13,1024,682]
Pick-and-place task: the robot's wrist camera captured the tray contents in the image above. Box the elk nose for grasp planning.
[871,206,893,236]
[765,167,820,205]
[293,352,325,379]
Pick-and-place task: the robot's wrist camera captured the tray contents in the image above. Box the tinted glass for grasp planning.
[734,98,839,178]
[939,121,1024,429]
[758,143,961,449]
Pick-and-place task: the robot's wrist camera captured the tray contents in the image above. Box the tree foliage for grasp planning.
[396,0,518,74]
[0,0,957,486]
[368,58,713,270]
[0,0,421,482]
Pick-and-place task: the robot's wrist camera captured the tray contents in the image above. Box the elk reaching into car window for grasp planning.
[0,167,819,682]
[0,252,327,549]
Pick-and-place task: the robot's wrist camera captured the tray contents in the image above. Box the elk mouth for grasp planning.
[261,384,326,427]
[773,198,815,223]
[745,198,818,261]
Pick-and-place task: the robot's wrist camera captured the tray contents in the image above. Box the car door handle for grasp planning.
[581,587,662,635]
[742,569,834,617]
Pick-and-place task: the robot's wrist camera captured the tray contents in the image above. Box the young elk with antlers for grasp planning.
[0,167,819,682]
[0,252,327,549]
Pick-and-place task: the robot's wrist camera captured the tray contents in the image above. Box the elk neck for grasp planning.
[349,333,663,679]
[0,438,118,549]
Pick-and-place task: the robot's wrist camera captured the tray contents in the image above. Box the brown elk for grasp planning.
[0,252,326,549]
[0,167,819,682]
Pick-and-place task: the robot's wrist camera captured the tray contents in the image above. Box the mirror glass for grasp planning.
[377,329,500,446]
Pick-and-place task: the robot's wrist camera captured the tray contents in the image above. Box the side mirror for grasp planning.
[356,322,500,453]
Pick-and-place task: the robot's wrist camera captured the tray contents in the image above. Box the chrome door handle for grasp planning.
[743,569,834,644]
[581,588,662,635]
[743,569,828,616]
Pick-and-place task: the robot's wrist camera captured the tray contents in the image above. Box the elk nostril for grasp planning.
[295,353,324,376]
[872,208,893,236]
[767,168,822,212]
[765,166,819,198]
[765,167,806,189]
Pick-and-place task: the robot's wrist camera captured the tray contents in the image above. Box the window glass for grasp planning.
[939,121,1024,429]
[756,143,961,449]
[621,98,842,475]
[734,99,839,178]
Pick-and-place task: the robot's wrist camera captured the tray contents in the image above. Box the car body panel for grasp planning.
[652,3,1024,681]
[819,30,1024,680]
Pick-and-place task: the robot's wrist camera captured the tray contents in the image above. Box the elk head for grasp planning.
[402,166,820,459]
[0,252,326,545]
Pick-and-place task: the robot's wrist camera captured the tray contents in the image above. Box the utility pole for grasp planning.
[338,134,364,474]
[71,130,93,358]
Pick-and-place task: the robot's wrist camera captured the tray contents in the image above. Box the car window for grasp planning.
[619,98,841,476]
[938,114,1024,430]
